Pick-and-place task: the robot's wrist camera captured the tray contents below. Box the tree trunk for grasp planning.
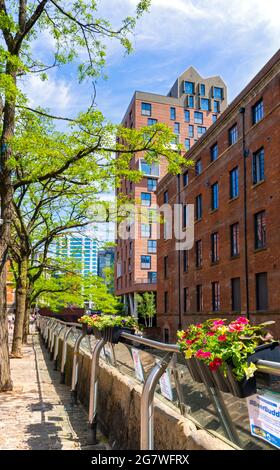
[0,263,13,391]
[11,258,28,357]
[22,284,31,343]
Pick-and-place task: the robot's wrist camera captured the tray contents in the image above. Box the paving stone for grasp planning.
[0,334,109,450]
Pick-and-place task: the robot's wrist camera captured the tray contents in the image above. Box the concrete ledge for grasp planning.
[56,338,234,450]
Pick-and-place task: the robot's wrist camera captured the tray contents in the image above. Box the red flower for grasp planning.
[236,317,249,324]
[196,349,212,359]
[209,358,223,371]
[196,324,203,328]
[186,339,193,345]
[218,334,227,341]
[207,331,215,336]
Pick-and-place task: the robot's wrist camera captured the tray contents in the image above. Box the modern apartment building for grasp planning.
[56,235,99,276]
[156,50,280,342]
[98,247,115,279]
[115,67,227,318]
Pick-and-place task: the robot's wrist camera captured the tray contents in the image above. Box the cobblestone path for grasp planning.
[0,334,108,450]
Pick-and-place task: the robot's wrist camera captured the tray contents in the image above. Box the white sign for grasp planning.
[159,368,173,402]
[131,348,144,383]
[247,389,280,449]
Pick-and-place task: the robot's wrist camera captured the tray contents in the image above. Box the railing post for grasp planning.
[49,323,58,359]
[45,319,53,346]
[60,326,74,384]
[88,338,106,444]
[70,331,86,405]
[140,352,173,450]
[53,325,65,370]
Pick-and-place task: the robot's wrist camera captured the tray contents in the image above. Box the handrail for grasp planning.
[37,315,280,451]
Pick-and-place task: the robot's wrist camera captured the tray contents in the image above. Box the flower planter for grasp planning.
[94,326,134,344]
[185,342,280,398]
[81,323,94,335]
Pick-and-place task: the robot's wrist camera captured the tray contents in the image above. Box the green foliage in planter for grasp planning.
[177,317,277,381]
[78,313,139,331]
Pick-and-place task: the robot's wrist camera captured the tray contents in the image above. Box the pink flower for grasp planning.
[229,323,245,332]
[218,334,227,341]
[209,358,223,371]
[213,320,225,327]
[196,349,212,359]
[236,317,249,324]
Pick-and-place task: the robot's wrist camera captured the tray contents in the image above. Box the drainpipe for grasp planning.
[240,107,250,320]
[177,174,182,330]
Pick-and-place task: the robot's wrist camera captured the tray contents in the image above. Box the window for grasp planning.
[184,81,194,94]
[164,256,168,278]
[255,211,266,249]
[141,192,151,206]
[211,232,219,263]
[141,102,151,116]
[195,194,202,220]
[164,291,168,313]
[194,111,203,124]
[140,159,159,176]
[210,143,218,162]
[256,272,268,311]
[197,126,206,136]
[230,223,239,257]
[213,100,220,113]
[252,99,264,124]
[185,138,190,150]
[230,167,239,199]
[163,190,168,204]
[141,255,151,269]
[183,170,189,187]
[200,83,205,96]
[253,147,264,184]
[195,240,202,267]
[148,118,157,126]
[147,178,157,191]
[170,107,176,120]
[183,204,188,228]
[184,109,190,122]
[148,271,157,283]
[183,287,189,313]
[200,98,210,111]
[195,159,202,175]
[231,278,241,312]
[229,124,238,145]
[211,182,219,210]
[212,114,217,123]
[213,87,223,99]
[148,240,157,253]
[141,224,152,238]
[188,95,194,108]
[212,282,220,312]
[183,250,188,272]
[188,124,194,138]
[174,122,180,134]
[164,328,169,343]
[196,285,203,312]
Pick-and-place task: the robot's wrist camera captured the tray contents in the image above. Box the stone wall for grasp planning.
[56,338,234,450]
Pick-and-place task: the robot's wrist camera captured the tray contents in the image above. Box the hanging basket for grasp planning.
[185,342,280,398]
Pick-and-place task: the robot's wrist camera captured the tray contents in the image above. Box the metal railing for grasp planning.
[36,315,280,450]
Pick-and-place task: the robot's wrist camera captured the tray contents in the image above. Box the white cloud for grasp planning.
[24,74,72,112]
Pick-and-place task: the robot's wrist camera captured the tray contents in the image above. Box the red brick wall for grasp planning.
[156,55,280,342]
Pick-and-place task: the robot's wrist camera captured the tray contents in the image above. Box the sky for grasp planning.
[23,0,280,124]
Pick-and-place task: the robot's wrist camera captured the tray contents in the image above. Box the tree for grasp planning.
[136,292,156,328]
[0,0,152,391]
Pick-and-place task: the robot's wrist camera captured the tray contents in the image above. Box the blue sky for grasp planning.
[24,0,280,124]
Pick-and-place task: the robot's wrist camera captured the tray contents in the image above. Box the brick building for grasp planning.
[157,50,280,342]
[115,67,227,317]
